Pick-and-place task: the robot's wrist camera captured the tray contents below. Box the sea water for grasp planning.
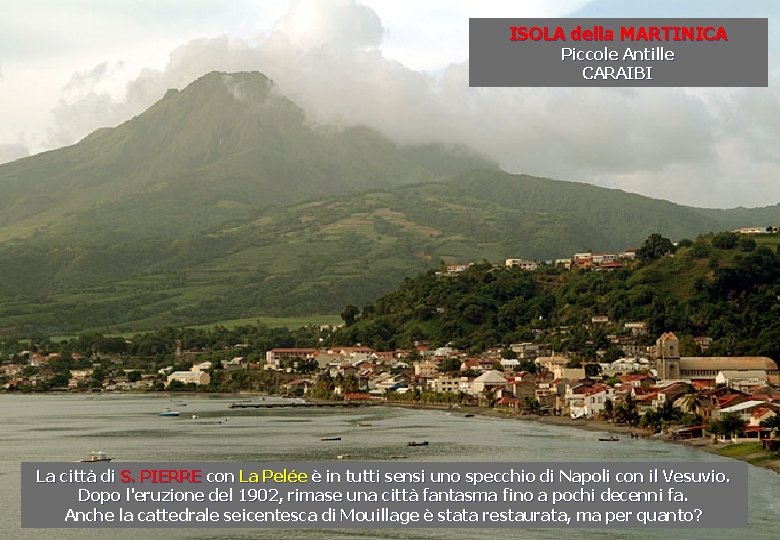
[1,394,777,539]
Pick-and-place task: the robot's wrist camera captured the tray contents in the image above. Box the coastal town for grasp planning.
[2,232,780,469]
[2,328,779,452]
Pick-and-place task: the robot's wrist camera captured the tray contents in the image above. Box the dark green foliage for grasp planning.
[739,237,757,251]
[641,400,682,432]
[760,415,780,430]
[709,413,745,438]
[332,233,780,359]
[637,233,675,263]
[340,305,360,327]
[712,232,738,249]
[614,395,640,427]
[677,238,694,248]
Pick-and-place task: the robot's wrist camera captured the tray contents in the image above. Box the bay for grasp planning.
[1,394,777,539]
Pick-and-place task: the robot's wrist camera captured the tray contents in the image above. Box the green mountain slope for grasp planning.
[0,71,779,335]
[0,71,489,243]
[693,204,780,231]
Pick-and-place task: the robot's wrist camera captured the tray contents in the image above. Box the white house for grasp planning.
[472,370,508,395]
[505,259,538,271]
[167,370,210,386]
[715,370,767,389]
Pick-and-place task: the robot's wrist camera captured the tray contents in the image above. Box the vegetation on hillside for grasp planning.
[1,71,780,334]
[335,232,780,360]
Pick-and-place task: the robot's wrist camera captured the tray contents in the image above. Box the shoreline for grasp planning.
[8,392,779,473]
[380,401,780,474]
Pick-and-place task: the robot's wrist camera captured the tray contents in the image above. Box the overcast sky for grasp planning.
[0,0,777,208]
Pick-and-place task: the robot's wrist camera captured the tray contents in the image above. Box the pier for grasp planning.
[228,401,368,409]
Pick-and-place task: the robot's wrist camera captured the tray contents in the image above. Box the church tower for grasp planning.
[656,332,680,379]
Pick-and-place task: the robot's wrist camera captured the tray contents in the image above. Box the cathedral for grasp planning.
[656,332,779,382]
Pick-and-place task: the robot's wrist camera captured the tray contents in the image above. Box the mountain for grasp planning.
[0,71,779,335]
[0,71,490,243]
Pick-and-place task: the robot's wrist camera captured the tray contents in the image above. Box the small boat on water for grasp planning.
[598,435,620,442]
[407,440,429,447]
[159,408,181,417]
[174,402,187,407]
[464,414,475,418]
[321,437,342,441]
[80,450,112,462]
[337,454,350,460]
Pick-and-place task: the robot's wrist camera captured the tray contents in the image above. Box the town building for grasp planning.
[264,348,317,370]
[505,259,538,271]
[166,370,210,386]
[656,332,779,383]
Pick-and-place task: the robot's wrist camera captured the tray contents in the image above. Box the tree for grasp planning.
[522,397,540,414]
[90,367,105,389]
[677,238,694,248]
[438,357,461,373]
[584,363,602,378]
[712,231,738,249]
[603,398,614,421]
[601,347,625,363]
[340,304,360,327]
[759,414,780,430]
[679,390,702,415]
[738,237,756,252]
[48,372,70,388]
[22,365,39,377]
[709,412,744,438]
[637,233,675,263]
[614,394,640,426]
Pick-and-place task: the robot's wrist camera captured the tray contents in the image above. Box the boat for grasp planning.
[464,414,475,418]
[80,450,112,462]
[191,414,199,420]
[337,454,350,460]
[174,402,187,407]
[598,435,620,442]
[321,437,341,441]
[407,440,429,447]
[158,408,181,417]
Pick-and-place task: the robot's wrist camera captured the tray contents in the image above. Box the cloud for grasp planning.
[41,0,779,208]
[721,85,780,165]
[270,0,383,51]
[0,143,29,163]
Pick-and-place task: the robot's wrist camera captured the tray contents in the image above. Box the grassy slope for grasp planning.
[0,73,779,333]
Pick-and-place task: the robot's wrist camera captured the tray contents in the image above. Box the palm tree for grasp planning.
[615,394,640,426]
[679,392,702,415]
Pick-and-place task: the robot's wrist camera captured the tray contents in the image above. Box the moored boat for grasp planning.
[159,408,181,417]
[321,436,341,441]
[598,435,620,442]
[407,440,429,447]
[80,450,112,462]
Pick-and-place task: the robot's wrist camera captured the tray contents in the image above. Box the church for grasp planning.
[656,332,779,383]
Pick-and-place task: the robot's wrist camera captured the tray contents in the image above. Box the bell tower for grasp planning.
[656,332,680,379]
